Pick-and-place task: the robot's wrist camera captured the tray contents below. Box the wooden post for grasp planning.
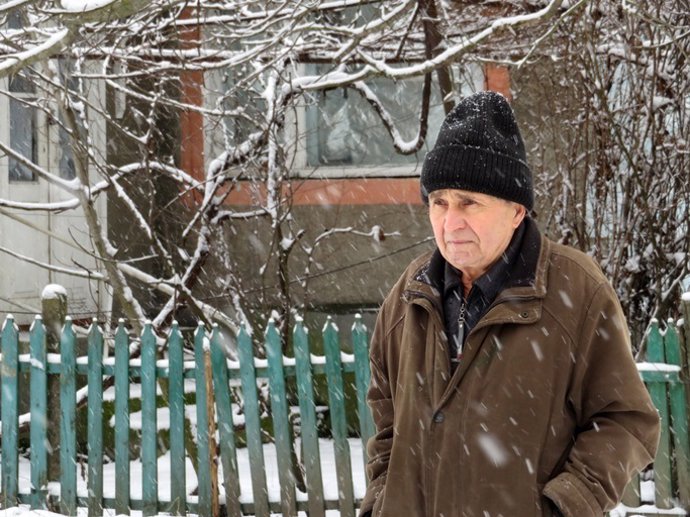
[668,320,690,508]
[210,325,242,517]
[647,321,673,508]
[60,319,77,515]
[266,320,297,516]
[114,321,131,515]
[168,322,187,516]
[681,295,690,432]
[353,315,374,468]
[87,320,104,517]
[681,296,690,509]
[29,317,48,509]
[194,323,216,517]
[323,318,355,517]
[141,322,158,517]
[41,284,68,483]
[238,326,270,517]
[293,317,325,517]
[204,346,220,517]
[1,315,20,507]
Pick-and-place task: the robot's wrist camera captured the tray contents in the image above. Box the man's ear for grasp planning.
[513,204,527,227]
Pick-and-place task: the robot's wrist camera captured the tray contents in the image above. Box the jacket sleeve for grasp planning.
[543,282,661,517]
[359,302,396,517]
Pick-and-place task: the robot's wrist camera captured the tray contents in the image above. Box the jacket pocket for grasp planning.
[538,484,554,517]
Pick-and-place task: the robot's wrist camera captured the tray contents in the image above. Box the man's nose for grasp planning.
[444,207,467,232]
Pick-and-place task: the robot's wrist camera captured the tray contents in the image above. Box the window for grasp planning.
[299,63,483,174]
[203,61,484,179]
[304,65,445,168]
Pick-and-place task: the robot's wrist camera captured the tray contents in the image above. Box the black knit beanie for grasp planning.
[421,91,533,210]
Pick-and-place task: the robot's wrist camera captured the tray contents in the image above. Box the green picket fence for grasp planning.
[625,319,690,513]
[0,314,374,516]
[0,313,689,516]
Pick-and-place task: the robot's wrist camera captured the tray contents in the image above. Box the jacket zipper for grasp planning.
[454,298,467,364]
[404,287,538,516]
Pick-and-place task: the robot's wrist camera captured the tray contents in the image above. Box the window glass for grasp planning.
[221,72,266,148]
[57,60,81,181]
[303,63,486,169]
[7,9,22,30]
[305,67,446,167]
[8,76,37,181]
[59,124,76,180]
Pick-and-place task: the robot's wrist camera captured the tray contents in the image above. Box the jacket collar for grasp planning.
[405,217,548,305]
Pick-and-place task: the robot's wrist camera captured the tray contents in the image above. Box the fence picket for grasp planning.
[87,320,104,517]
[168,322,186,516]
[352,315,374,469]
[60,318,77,515]
[664,322,690,507]
[323,318,355,517]
[142,322,158,516]
[194,323,213,517]
[293,318,325,517]
[209,325,242,517]
[265,320,297,516]
[646,321,673,508]
[29,317,47,509]
[2,311,687,517]
[114,320,131,515]
[237,326,270,517]
[1,316,19,507]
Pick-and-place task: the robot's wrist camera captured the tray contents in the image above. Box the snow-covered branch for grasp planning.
[293,0,565,91]
[0,135,83,193]
[118,262,239,338]
[0,245,106,279]
[0,28,72,78]
[350,78,429,154]
[0,196,79,211]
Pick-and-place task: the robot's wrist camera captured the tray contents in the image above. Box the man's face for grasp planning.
[428,189,526,284]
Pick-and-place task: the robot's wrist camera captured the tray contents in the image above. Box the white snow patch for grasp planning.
[60,0,118,11]
[637,362,681,372]
[40,284,67,300]
[476,432,509,467]
[558,290,574,309]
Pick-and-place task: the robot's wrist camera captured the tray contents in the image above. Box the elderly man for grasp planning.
[359,91,660,517]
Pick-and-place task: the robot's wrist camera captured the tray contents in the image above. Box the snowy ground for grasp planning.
[0,509,351,517]
[1,437,685,516]
[0,438,366,516]
[0,503,686,517]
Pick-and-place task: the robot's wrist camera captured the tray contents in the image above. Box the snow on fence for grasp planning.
[0,314,375,516]
[0,313,689,516]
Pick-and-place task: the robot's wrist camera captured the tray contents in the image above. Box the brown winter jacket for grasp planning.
[360,222,660,517]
